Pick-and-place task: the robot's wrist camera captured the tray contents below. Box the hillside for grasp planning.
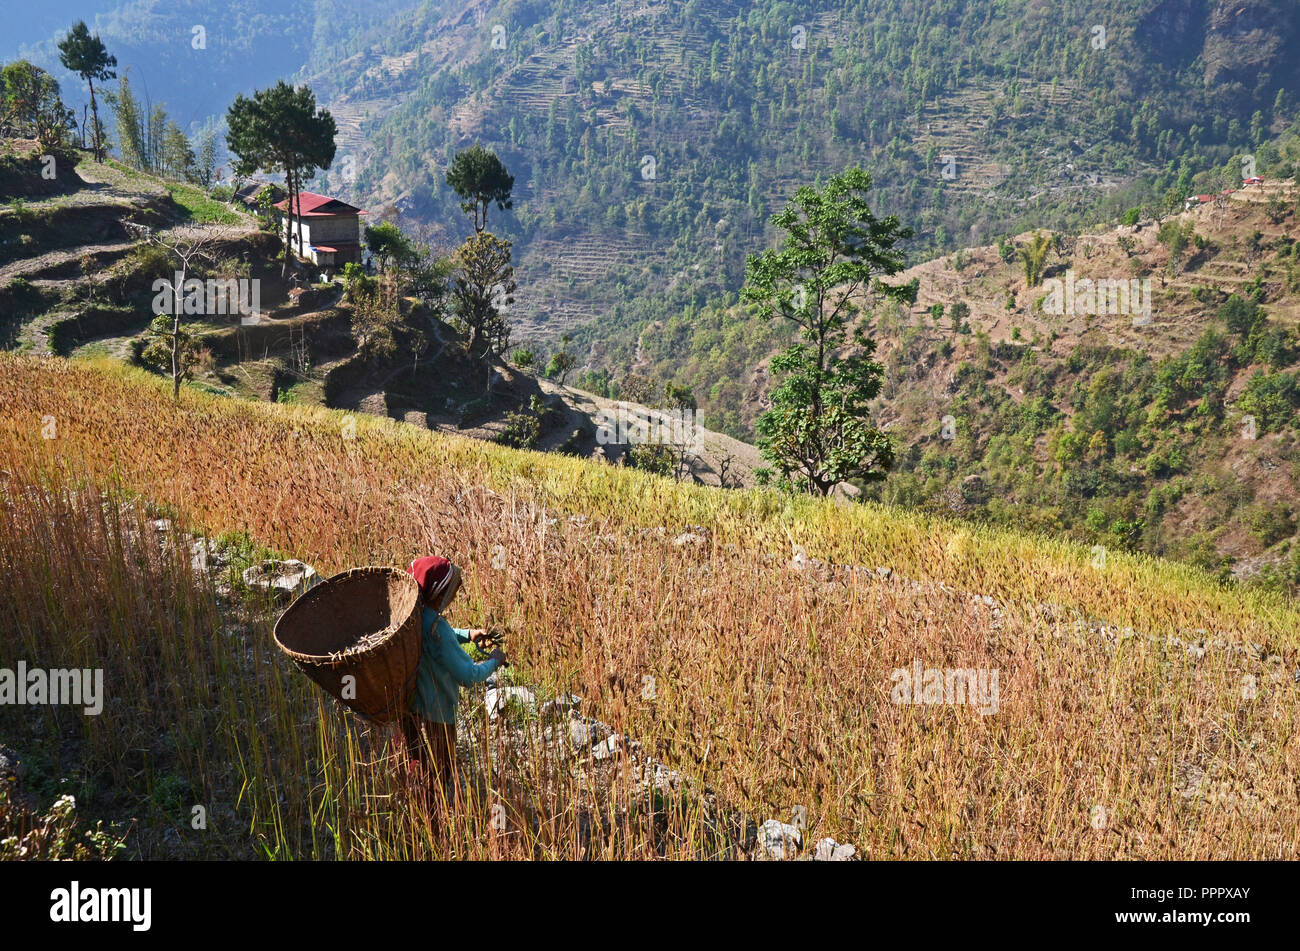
[301,0,1300,340]
[2,354,1299,859]
[629,174,1300,590]
[0,142,758,486]
[12,1,1300,346]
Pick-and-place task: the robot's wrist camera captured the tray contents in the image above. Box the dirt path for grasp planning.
[536,378,765,487]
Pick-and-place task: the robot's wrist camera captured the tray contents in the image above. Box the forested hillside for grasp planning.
[16,1,1300,340]
[304,0,1300,341]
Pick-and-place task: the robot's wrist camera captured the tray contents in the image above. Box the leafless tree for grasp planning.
[124,222,239,400]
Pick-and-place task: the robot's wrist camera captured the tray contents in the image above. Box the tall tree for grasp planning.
[147,104,165,172]
[105,73,144,169]
[226,81,337,275]
[196,132,217,187]
[162,121,194,180]
[741,167,914,496]
[451,231,516,357]
[57,21,116,162]
[445,144,515,233]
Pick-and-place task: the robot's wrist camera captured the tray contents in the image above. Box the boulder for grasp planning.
[241,559,319,600]
[485,686,537,721]
[758,819,802,860]
[538,693,583,721]
[813,837,857,861]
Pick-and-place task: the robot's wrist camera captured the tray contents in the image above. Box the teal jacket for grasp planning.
[410,606,501,724]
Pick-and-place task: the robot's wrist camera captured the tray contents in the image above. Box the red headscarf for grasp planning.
[407,556,454,601]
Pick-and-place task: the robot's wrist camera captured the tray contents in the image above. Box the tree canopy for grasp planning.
[226,81,337,274]
[742,167,915,495]
[445,144,515,233]
[57,21,116,161]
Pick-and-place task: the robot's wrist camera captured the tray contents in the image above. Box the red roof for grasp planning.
[275,191,367,217]
[309,243,361,253]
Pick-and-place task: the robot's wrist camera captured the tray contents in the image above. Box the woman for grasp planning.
[401,555,508,811]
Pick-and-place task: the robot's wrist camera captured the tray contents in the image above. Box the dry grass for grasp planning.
[1,353,1298,859]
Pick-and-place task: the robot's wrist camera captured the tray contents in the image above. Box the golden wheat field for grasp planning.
[1,353,1298,859]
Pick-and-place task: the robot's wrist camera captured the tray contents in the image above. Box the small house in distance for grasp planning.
[275,191,367,267]
[233,179,286,210]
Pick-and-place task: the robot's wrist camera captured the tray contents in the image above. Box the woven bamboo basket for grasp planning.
[273,566,422,723]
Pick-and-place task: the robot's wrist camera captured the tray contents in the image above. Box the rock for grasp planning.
[813,838,858,861]
[672,532,706,547]
[758,819,802,860]
[151,518,173,533]
[876,566,892,579]
[538,693,583,721]
[639,761,682,794]
[241,559,319,600]
[569,715,613,749]
[189,537,221,575]
[485,686,537,721]
[591,734,624,761]
[569,718,595,748]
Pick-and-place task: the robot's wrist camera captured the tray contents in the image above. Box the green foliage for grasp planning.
[1157,219,1194,274]
[1243,502,1297,547]
[451,231,515,357]
[1017,231,1053,286]
[627,443,675,477]
[742,168,910,495]
[497,395,546,450]
[0,788,123,860]
[364,221,417,271]
[57,21,116,161]
[445,143,515,233]
[1237,371,1300,434]
[1,61,75,151]
[138,314,200,386]
[545,333,577,384]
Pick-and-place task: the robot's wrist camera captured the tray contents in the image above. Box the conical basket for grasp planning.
[273,566,422,723]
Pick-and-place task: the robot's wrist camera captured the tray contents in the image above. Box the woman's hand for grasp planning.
[468,629,490,647]
[488,647,509,668]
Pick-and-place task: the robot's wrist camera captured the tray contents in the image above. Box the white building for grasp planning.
[275,191,367,267]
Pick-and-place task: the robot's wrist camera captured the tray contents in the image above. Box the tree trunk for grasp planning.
[88,77,101,161]
[171,313,181,401]
[170,272,184,400]
[292,165,305,261]
[281,168,292,278]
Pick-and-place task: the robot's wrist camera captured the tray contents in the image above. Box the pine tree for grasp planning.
[57,21,116,161]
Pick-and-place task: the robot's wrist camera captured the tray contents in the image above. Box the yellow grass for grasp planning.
[1,353,1298,859]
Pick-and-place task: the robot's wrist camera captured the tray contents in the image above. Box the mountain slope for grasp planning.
[302,0,1300,340]
[3,353,1299,858]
